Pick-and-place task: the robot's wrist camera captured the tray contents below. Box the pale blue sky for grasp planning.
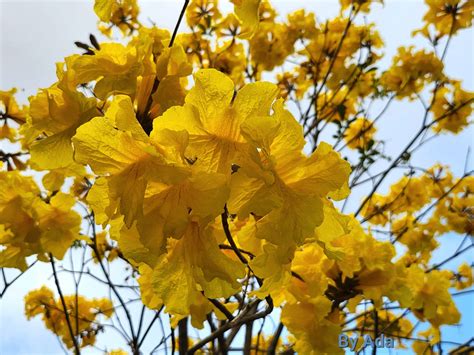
[0,0,473,354]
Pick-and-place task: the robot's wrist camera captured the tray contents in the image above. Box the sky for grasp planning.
[0,0,473,354]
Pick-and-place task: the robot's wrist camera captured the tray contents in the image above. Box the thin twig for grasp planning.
[50,254,81,354]
[169,0,190,48]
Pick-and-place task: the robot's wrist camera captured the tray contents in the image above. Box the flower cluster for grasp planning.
[0,170,81,270]
[24,286,113,349]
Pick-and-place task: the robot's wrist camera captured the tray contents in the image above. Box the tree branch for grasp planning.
[50,254,81,354]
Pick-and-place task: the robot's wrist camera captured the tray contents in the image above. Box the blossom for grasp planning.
[94,0,140,36]
[431,80,473,133]
[25,286,113,349]
[344,118,376,149]
[381,47,444,99]
[420,0,473,36]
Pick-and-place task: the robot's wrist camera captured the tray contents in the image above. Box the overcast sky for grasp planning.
[1,0,473,354]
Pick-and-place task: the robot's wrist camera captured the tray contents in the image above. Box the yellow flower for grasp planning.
[340,0,383,13]
[148,44,193,120]
[137,264,163,310]
[108,350,128,355]
[422,0,473,36]
[25,286,113,349]
[26,79,98,169]
[327,65,377,98]
[303,20,383,79]
[154,68,279,173]
[276,71,312,100]
[216,13,241,37]
[0,88,27,124]
[434,175,473,234]
[94,0,140,36]
[317,214,396,304]
[129,26,171,60]
[118,165,230,265]
[428,301,461,328]
[0,171,81,270]
[231,0,262,39]
[391,215,439,256]
[249,21,296,71]
[0,122,17,142]
[72,95,190,227]
[432,80,473,133]
[229,101,350,246]
[210,41,247,86]
[381,46,444,99]
[0,172,41,270]
[412,327,439,354]
[407,266,458,323]
[453,262,473,290]
[71,43,142,100]
[186,0,221,29]
[35,192,82,259]
[381,175,432,214]
[344,118,376,149]
[281,302,342,354]
[360,193,390,225]
[316,87,357,121]
[286,9,317,40]
[228,103,350,290]
[150,221,245,317]
[91,231,119,264]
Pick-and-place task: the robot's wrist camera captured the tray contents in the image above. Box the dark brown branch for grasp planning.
[50,254,81,354]
[302,6,358,131]
[221,207,249,265]
[169,0,190,48]
[207,296,234,321]
[355,99,473,218]
[372,306,378,355]
[1,260,37,298]
[427,244,473,272]
[244,320,254,355]
[138,306,164,348]
[136,305,146,341]
[187,298,274,354]
[448,337,473,354]
[207,314,227,354]
[219,244,255,259]
[267,322,284,354]
[178,318,188,354]
[88,214,138,354]
[171,325,176,355]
